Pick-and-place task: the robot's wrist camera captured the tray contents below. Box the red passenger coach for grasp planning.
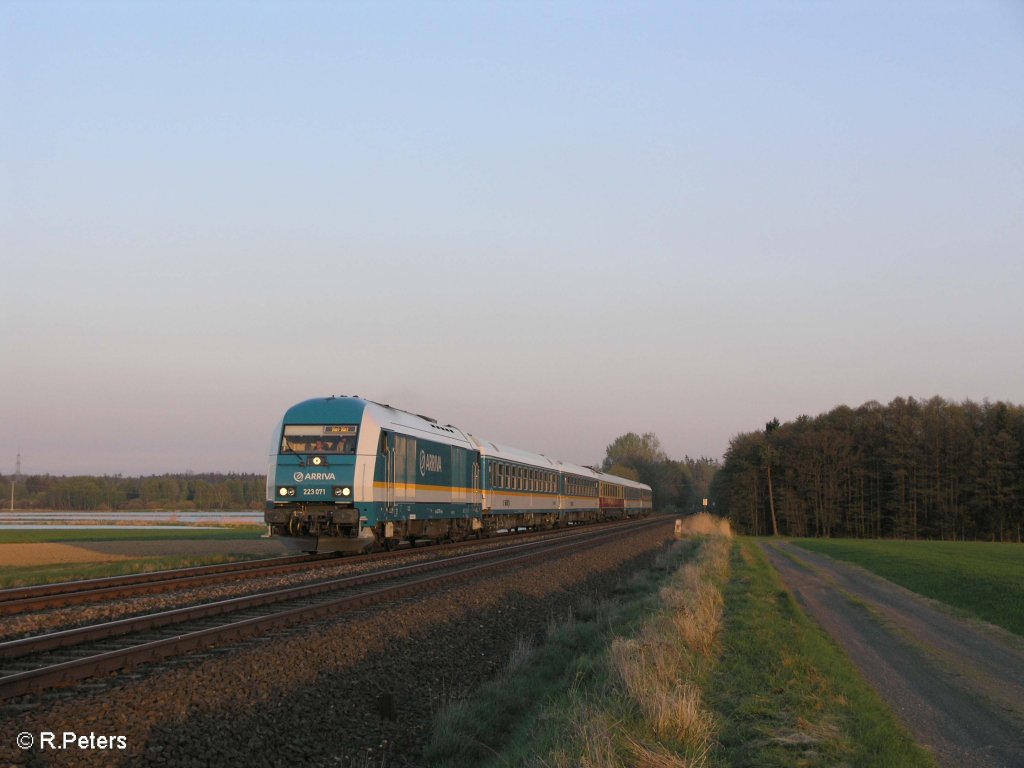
[599,480,626,518]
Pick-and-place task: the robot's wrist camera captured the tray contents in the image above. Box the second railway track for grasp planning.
[0,552,333,616]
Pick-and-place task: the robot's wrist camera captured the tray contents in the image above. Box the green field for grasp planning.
[795,539,1024,636]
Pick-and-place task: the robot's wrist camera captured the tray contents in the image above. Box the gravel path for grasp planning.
[0,522,672,767]
[761,540,1024,768]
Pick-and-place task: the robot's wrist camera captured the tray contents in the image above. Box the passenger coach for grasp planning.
[265,396,653,552]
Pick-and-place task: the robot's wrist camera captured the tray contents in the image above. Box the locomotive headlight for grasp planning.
[332,485,352,498]
[312,456,323,466]
[278,486,296,497]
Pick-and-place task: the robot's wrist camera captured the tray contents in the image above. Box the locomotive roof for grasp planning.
[282,396,475,451]
[361,399,476,450]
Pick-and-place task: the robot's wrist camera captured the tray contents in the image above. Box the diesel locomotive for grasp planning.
[265,396,653,553]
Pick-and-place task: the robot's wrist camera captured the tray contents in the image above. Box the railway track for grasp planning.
[0,518,662,701]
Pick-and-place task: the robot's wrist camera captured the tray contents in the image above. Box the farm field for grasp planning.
[794,539,1024,636]
[0,525,290,589]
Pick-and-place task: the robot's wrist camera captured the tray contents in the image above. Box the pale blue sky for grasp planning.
[2,1,1022,475]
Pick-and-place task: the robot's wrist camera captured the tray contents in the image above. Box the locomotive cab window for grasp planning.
[281,425,358,454]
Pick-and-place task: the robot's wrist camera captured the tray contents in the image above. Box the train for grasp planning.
[265,396,653,553]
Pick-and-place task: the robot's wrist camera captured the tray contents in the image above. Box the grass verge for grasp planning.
[707,540,935,768]
[794,539,1024,636]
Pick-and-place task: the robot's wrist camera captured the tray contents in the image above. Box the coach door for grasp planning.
[393,434,416,505]
[379,431,394,513]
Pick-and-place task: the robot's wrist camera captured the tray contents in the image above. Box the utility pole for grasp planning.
[764,420,780,537]
[10,453,20,512]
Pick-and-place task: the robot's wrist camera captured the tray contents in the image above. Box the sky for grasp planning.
[2,0,1023,476]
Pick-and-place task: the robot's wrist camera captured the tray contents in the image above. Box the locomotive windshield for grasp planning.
[280,424,358,454]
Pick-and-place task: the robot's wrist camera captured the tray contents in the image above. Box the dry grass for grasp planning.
[679,513,733,538]
[548,524,733,768]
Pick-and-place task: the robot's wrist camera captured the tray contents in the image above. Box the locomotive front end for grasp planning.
[265,397,375,551]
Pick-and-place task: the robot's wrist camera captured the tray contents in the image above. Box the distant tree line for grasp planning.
[710,397,1024,541]
[602,432,719,513]
[3,473,265,511]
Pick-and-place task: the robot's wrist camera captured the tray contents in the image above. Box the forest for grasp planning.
[3,473,265,512]
[710,397,1024,541]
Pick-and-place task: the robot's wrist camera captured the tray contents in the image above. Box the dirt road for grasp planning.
[760,541,1024,768]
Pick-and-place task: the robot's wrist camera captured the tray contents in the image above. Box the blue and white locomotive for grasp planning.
[265,396,653,552]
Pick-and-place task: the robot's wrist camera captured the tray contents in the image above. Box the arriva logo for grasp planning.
[293,471,337,482]
[419,450,443,476]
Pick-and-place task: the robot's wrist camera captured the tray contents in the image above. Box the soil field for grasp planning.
[762,540,1024,768]
[0,538,301,568]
